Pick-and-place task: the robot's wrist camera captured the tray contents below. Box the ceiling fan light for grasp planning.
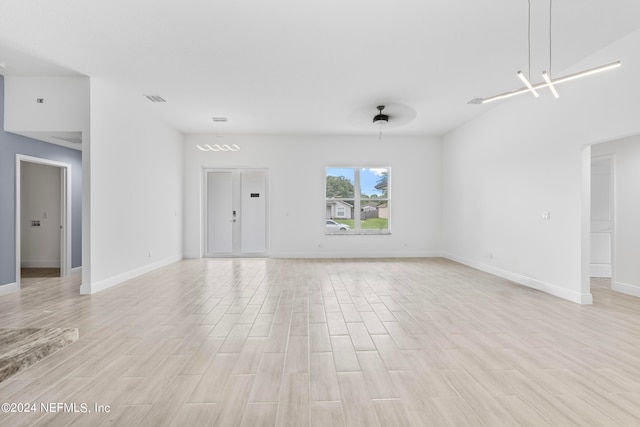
[373,115,389,125]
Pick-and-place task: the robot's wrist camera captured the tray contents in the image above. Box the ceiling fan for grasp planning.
[348,103,416,138]
[373,105,389,125]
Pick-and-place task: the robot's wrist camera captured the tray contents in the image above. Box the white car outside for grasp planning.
[326,219,350,232]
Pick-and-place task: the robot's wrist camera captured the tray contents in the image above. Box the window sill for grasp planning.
[325,231,391,236]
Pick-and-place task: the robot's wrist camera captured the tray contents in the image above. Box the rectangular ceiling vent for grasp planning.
[53,136,82,144]
[144,95,166,103]
[212,117,228,122]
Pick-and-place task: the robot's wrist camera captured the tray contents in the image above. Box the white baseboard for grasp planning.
[612,280,640,298]
[590,264,611,278]
[270,251,443,259]
[183,252,201,259]
[443,253,592,305]
[20,261,60,268]
[0,282,19,296]
[80,255,182,295]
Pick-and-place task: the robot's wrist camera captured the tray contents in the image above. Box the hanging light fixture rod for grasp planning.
[471,0,620,105]
[517,71,539,97]
[479,61,620,104]
[541,71,559,98]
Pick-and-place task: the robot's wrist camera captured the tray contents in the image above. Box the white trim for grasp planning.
[612,280,640,298]
[270,251,443,259]
[60,160,71,277]
[610,154,617,294]
[20,261,61,268]
[183,252,202,259]
[15,154,73,291]
[444,253,593,305]
[324,166,391,234]
[590,264,612,278]
[71,266,82,276]
[0,283,19,296]
[590,153,616,288]
[80,255,181,295]
[581,146,592,299]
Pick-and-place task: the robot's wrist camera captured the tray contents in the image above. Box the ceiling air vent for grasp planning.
[144,95,166,103]
[54,135,82,144]
[53,132,82,144]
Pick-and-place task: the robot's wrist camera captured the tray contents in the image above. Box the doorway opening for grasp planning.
[16,155,72,289]
[587,136,640,298]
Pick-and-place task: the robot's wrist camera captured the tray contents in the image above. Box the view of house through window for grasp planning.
[325,167,389,234]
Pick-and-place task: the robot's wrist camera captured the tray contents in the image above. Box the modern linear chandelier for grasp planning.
[196,117,241,152]
[196,143,240,152]
[471,0,621,104]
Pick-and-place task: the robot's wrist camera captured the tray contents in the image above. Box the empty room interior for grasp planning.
[2,1,640,426]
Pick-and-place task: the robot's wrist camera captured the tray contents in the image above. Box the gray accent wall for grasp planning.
[0,75,82,286]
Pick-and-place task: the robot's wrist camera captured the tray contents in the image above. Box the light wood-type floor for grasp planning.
[1,258,639,426]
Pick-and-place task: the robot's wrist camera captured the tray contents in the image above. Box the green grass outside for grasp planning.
[334,218,388,230]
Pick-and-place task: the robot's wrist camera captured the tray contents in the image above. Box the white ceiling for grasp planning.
[1,0,639,137]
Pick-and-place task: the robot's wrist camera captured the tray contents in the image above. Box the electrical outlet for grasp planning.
[542,211,551,220]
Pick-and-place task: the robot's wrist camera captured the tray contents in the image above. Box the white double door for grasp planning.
[205,169,267,256]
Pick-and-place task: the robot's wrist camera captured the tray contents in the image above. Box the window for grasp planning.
[325,167,390,234]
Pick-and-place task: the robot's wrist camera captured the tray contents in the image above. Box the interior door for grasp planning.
[206,171,234,254]
[590,157,613,278]
[241,171,267,254]
[205,169,267,256]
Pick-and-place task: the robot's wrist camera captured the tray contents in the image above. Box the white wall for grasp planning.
[82,78,183,294]
[442,28,640,304]
[592,135,640,296]
[184,135,442,259]
[4,76,87,149]
[20,162,60,268]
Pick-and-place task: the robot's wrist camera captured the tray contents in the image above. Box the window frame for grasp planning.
[324,166,391,235]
